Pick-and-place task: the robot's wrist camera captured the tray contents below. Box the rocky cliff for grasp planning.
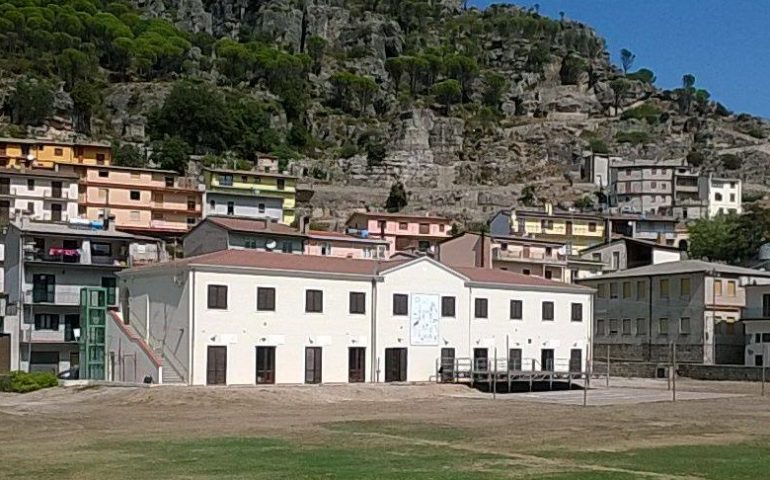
[3,0,770,227]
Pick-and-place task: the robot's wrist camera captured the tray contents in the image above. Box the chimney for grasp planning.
[545,202,553,216]
[20,213,29,229]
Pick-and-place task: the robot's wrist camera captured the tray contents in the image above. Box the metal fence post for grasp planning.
[606,345,610,387]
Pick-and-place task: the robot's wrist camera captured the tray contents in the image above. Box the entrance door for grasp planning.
[0,200,8,225]
[51,181,62,198]
[206,346,227,385]
[0,335,10,374]
[255,346,276,384]
[508,348,522,371]
[440,347,455,382]
[569,349,582,373]
[0,177,8,195]
[474,348,488,371]
[305,347,322,384]
[348,347,365,383]
[541,349,555,371]
[51,203,62,222]
[384,348,407,382]
[566,221,573,235]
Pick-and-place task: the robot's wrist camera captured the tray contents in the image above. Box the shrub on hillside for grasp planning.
[720,154,741,170]
[588,139,609,154]
[620,103,662,125]
[0,371,58,393]
[615,131,651,145]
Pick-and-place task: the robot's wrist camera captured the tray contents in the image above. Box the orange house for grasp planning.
[0,138,111,169]
[78,165,202,236]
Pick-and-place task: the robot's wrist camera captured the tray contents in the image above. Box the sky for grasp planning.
[470,0,770,118]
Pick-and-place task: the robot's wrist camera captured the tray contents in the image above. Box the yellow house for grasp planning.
[506,205,606,253]
[0,138,111,169]
[202,167,298,225]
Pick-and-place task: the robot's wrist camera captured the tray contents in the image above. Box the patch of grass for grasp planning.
[615,130,651,145]
[326,420,472,442]
[543,440,770,480]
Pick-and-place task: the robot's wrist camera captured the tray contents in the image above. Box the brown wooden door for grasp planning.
[51,181,62,198]
[474,348,488,371]
[255,346,275,384]
[305,347,322,384]
[51,203,62,222]
[348,347,365,383]
[385,348,407,382]
[541,349,554,371]
[0,177,8,195]
[440,347,455,382]
[566,221,573,235]
[569,349,582,373]
[0,335,10,374]
[0,200,8,225]
[206,346,227,385]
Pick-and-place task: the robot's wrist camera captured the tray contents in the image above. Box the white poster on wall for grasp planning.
[410,294,439,346]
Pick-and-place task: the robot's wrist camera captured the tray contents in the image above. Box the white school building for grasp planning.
[114,250,594,385]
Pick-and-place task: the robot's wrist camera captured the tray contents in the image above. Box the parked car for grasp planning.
[57,366,79,380]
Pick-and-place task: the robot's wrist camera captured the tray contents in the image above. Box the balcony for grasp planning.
[493,249,567,265]
[8,187,72,199]
[21,325,80,344]
[26,288,81,306]
[25,249,129,268]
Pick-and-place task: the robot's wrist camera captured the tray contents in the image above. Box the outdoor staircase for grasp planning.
[162,366,185,384]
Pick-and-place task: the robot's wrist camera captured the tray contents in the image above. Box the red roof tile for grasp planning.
[207,216,303,236]
[347,211,451,223]
[452,266,587,289]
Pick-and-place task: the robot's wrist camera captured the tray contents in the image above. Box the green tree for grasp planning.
[518,185,539,207]
[330,72,378,116]
[720,153,741,170]
[559,54,587,85]
[306,35,327,75]
[445,54,478,101]
[481,73,508,109]
[385,57,405,92]
[609,78,631,115]
[385,180,408,213]
[626,68,656,84]
[402,55,429,96]
[688,208,770,264]
[678,73,697,114]
[366,140,387,168]
[574,196,594,211]
[431,79,461,114]
[620,48,635,74]
[70,81,102,134]
[113,143,146,167]
[151,137,191,173]
[7,77,54,126]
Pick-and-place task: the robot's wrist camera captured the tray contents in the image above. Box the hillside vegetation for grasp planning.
[1,0,769,222]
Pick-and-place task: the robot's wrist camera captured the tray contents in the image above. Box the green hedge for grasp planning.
[0,371,58,393]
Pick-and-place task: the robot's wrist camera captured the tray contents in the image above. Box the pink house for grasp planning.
[305,230,389,259]
[345,212,452,254]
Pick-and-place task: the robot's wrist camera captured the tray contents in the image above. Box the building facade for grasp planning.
[78,165,202,236]
[0,168,78,224]
[610,159,681,215]
[579,237,683,273]
[1,218,163,373]
[579,260,770,366]
[202,168,297,225]
[0,138,111,169]
[305,230,389,259]
[701,175,742,217]
[183,216,306,258]
[117,251,593,385]
[492,206,605,254]
[740,283,770,366]
[345,212,452,255]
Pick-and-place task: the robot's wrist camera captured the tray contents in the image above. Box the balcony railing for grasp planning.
[25,250,129,267]
[27,289,81,305]
[493,249,567,264]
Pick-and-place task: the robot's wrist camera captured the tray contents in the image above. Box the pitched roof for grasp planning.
[123,249,591,292]
[14,220,154,240]
[580,235,683,254]
[202,167,296,180]
[0,167,78,180]
[205,216,304,237]
[452,266,591,291]
[346,211,451,223]
[580,260,770,280]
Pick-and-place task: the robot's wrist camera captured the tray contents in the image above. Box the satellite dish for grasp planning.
[265,240,277,251]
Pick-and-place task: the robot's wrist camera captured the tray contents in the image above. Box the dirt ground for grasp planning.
[1,378,769,478]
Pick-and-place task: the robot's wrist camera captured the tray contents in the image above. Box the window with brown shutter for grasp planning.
[510,300,523,320]
[257,287,276,311]
[474,298,488,319]
[571,303,583,322]
[441,296,455,317]
[305,290,323,313]
[393,294,408,315]
[542,301,554,321]
[349,292,366,314]
[207,285,227,309]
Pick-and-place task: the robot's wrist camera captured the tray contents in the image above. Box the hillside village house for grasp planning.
[345,212,453,255]
[0,138,111,169]
[183,216,306,257]
[78,165,202,237]
[490,206,605,254]
[702,174,742,217]
[579,260,770,366]
[579,237,683,273]
[115,251,593,385]
[201,167,298,225]
[0,167,79,224]
[739,282,770,366]
[1,218,163,373]
[305,230,389,259]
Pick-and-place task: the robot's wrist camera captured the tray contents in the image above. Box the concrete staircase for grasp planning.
[162,366,185,384]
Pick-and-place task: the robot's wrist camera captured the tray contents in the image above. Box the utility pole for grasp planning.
[606,344,610,387]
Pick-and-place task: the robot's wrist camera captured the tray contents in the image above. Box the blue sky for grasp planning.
[470,1,769,118]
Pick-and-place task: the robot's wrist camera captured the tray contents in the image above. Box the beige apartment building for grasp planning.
[77,165,202,236]
[579,260,770,365]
